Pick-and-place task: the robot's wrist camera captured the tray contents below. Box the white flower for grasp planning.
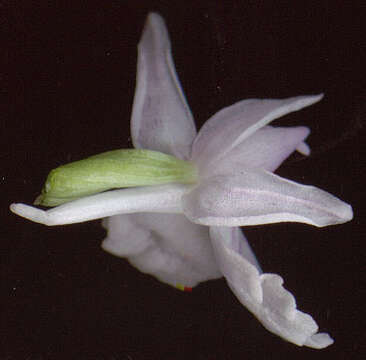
[10,13,353,349]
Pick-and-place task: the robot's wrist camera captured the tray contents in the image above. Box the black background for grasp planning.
[2,1,365,359]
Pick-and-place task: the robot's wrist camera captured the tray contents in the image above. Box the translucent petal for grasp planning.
[182,169,353,227]
[10,184,188,226]
[210,226,334,348]
[102,213,221,287]
[191,95,323,168]
[131,12,196,159]
[225,226,262,273]
[201,126,310,177]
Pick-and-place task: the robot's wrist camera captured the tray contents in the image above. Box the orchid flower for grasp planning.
[10,13,353,349]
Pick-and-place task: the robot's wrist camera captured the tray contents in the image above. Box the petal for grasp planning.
[210,226,334,348]
[224,226,262,273]
[102,213,221,288]
[131,12,196,159]
[191,94,323,167]
[182,169,353,227]
[10,184,189,226]
[201,126,311,177]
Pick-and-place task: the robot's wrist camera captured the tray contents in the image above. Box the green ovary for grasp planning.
[35,149,198,207]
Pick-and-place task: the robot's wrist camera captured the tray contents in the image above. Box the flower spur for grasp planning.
[10,13,353,348]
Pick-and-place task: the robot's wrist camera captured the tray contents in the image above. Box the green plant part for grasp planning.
[35,149,198,206]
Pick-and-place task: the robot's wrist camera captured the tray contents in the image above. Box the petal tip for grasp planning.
[342,203,354,223]
[9,202,17,213]
[296,141,311,156]
[146,12,164,27]
[295,93,324,110]
[10,203,48,225]
[329,201,353,226]
[307,93,324,104]
[10,203,27,216]
[304,332,334,349]
[144,12,167,35]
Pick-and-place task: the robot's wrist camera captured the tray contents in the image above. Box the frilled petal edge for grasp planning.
[10,184,188,225]
[182,169,353,227]
[210,226,334,348]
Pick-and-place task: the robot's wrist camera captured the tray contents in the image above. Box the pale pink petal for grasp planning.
[210,226,334,348]
[131,12,196,159]
[191,95,322,167]
[102,213,221,288]
[182,169,353,227]
[10,184,188,226]
[201,126,311,177]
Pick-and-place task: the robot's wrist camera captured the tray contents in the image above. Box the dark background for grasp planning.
[2,1,365,359]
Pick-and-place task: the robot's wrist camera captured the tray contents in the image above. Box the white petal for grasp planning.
[102,214,154,256]
[225,226,262,273]
[131,12,196,159]
[191,95,323,168]
[210,226,334,348]
[102,213,221,288]
[10,184,189,226]
[201,126,311,177]
[182,169,353,227]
